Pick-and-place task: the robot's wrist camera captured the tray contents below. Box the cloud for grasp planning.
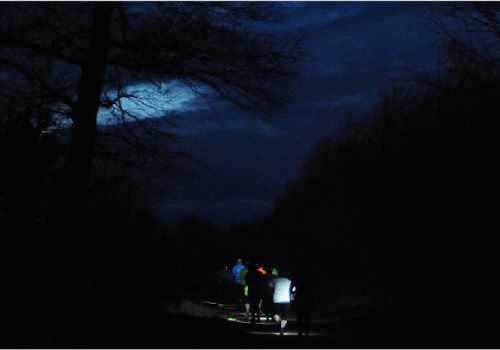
[150,3,442,224]
[275,3,364,32]
[98,80,202,125]
[171,107,286,136]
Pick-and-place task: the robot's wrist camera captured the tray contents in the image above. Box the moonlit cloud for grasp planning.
[98,80,203,125]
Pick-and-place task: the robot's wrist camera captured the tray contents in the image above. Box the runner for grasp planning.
[271,272,292,335]
[231,258,246,310]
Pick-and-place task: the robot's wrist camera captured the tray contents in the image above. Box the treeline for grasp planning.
[217,8,500,340]
[173,65,499,341]
[258,58,499,343]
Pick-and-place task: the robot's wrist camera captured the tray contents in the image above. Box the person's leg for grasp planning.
[257,298,261,322]
[250,298,256,324]
[304,308,311,335]
[273,303,281,333]
[242,285,249,315]
[245,301,250,319]
[297,307,304,336]
[280,303,289,335]
[237,285,244,311]
[273,304,280,322]
[273,303,288,335]
[265,296,273,321]
[264,299,270,321]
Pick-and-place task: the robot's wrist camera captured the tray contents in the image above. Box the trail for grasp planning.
[201,300,339,340]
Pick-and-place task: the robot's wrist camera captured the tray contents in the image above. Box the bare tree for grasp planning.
[423,3,500,86]
[0,3,302,217]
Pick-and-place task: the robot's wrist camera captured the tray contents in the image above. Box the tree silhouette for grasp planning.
[266,66,500,343]
[0,5,302,344]
[0,3,302,218]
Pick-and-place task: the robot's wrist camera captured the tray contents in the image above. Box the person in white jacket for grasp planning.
[271,275,294,335]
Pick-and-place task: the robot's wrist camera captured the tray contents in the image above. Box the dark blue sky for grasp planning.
[153,2,442,225]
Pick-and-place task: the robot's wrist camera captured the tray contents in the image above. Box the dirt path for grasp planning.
[202,301,339,340]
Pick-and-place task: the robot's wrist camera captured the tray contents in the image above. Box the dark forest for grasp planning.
[1,2,499,347]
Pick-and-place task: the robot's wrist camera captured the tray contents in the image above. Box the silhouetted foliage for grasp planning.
[263,62,499,344]
[0,4,302,344]
[0,3,302,201]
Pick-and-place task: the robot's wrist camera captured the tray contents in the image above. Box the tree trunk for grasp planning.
[49,5,115,333]
[65,4,114,202]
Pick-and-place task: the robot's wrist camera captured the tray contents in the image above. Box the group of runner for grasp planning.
[229,257,312,335]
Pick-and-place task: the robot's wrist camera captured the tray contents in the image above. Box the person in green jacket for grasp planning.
[239,266,250,317]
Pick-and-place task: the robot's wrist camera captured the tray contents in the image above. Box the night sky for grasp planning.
[151,3,442,225]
